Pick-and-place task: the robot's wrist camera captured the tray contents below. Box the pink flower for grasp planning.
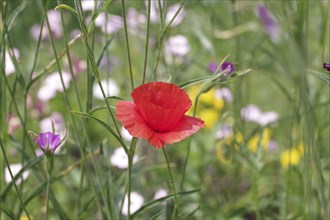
[116,82,204,148]
[34,132,61,154]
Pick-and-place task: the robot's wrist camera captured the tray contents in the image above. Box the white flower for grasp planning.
[215,88,233,103]
[215,124,233,139]
[241,104,262,122]
[154,189,167,200]
[7,114,21,135]
[40,112,65,133]
[94,12,123,34]
[37,71,72,101]
[165,4,186,27]
[30,10,62,40]
[5,48,20,76]
[81,0,101,11]
[127,8,146,28]
[164,35,190,57]
[258,111,279,126]
[93,79,119,100]
[110,148,138,169]
[146,1,185,27]
[5,163,30,185]
[241,104,278,126]
[121,126,133,141]
[122,192,144,216]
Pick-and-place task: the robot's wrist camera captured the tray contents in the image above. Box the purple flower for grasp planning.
[220,62,234,75]
[35,132,61,153]
[207,62,218,73]
[323,63,330,71]
[208,61,234,75]
[257,5,279,43]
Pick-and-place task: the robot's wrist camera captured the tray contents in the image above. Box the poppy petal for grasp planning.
[157,116,204,144]
[132,82,192,131]
[116,101,165,148]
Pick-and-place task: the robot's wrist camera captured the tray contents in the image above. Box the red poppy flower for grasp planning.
[116,82,204,148]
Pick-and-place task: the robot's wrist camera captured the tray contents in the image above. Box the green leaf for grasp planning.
[0,203,16,220]
[88,0,113,32]
[55,4,78,18]
[71,111,128,153]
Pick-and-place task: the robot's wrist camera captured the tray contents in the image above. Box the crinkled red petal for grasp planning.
[157,116,204,144]
[131,82,192,131]
[116,101,165,148]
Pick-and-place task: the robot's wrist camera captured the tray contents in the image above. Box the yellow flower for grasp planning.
[216,141,232,164]
[187,85,224,115]
[247,128,271,153]
[199,108,219,128]
[216,132,243,164]
[280,148,301,169]
[20,217,30,220]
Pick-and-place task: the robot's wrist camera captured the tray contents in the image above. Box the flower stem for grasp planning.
[127,138,137,220]
[121,0,134,90]
[45,172,51,220]
[162,147,182,220]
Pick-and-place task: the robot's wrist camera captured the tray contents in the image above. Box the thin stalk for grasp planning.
[43,3,109,218]
[121,0,134,90]
[0,138,31,220]
[74,1,122,140]
[180,89,201,190]
[162,147,182,220]
[152,0,185,80]
[127,137,137,220]
[142,0,151,84]
[44,172,51,220]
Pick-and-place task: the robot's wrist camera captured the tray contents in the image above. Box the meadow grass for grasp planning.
[0,0,329,219]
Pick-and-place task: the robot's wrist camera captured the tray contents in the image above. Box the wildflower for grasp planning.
[187,86,225,129]
[121,126,133,141]
[323,63,330,71]
[247,128,271,153]
[7,113,22,135]
[34,132,62,155]
[93,78,119,100]
[165,4,186,27]
[30,10,62,41]
[220,62,235,76]
[241,104,278,126]
[122,192,144,216]
[94,12,123,34]
[116,82,204,148]
[199,109,219,129]
[154,189,168,200]
[216,131,243,164]
[110,147,138,169]
[147,1,185,27]
[280,148,301,169]
[257,5,280,43]
[154,189,168,205]
[5,48,20,76]
[215,124,233,140]
[40,112,66,137]
[81,0,101,11]
[4,163,30,185]
[215,88,233,103]
[164,35,190,57]
[37,71,72,101]
[127,8,146,29]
